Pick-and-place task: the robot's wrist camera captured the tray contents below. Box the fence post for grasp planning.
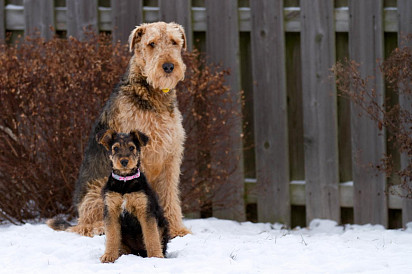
[159,0,192,51]
[349,0,388,226]
[23,0,54,39]
[111,0,143,44]
[398,0,412,227]
[301,0,340,224]
[250,0,290,225]
[66,0,98,41]
[205,0,245,221]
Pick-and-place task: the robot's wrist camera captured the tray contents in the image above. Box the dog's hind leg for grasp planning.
[68,178,106,237]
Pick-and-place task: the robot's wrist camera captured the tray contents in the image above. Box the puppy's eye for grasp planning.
[149,42,155,48]
[129,146,135,151]
[113,147,119,153]
[171,40,177,45]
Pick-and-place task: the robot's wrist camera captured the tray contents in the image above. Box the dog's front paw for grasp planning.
[170,226,192,238]
[93,226,105,236]
[100,253,119,263]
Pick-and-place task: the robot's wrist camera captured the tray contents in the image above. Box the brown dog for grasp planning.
[47,22,190,238]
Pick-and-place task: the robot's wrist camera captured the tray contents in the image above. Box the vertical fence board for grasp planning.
[159,0,192,51]
[349,0,388,226]
[398,0,412,227]
[250,0,290,225]
[206,0,245,221]
[0,0,4,41]
[336,33,352,183]
[301,0,340,223]
[66,0,98,41]
[240,32,256,179]
[23,0,54,39]
[286,33,305,181]
[111,0,143,44]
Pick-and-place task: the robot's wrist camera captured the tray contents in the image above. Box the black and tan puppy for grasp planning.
[97,129,169,263]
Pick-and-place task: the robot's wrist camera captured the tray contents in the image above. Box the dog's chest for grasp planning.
[111,101,184,158]
[121,197,128,211]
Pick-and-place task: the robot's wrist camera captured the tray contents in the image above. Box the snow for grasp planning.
[1,218,412,274]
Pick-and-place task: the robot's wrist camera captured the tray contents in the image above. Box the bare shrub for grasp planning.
[178,50,243,216]
[0,35,129,223]
[332,37,412,196]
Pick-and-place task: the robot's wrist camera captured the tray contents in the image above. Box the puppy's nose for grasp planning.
[120,160,129,167]
[162,63,174,73]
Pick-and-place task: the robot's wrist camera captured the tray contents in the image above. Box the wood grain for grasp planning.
[250,0,290,225]
[349,0,388,226]
[301,0,340,223]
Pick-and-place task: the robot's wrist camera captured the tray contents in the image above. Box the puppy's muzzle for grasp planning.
[120,159,129,167]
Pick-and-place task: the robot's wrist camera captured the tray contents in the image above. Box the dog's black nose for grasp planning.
[162,63,174,73]
[120,160,129,167]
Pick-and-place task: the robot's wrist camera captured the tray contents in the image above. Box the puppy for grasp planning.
[97,129,169,263]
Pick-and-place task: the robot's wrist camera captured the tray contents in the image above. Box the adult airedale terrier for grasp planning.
[97,129,169,262]
[48,22,190,238]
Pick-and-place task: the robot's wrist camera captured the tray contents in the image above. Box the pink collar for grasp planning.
[111,170,140,182]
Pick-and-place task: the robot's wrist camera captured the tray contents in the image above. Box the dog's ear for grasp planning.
[96,129,116,151]
[130,130,149,147]
[129,24,146,52]
[172,23,187,51]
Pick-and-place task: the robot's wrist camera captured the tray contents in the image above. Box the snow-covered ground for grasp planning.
[1,218,412,274]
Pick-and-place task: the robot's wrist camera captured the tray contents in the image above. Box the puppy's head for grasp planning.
[97,129,149,175]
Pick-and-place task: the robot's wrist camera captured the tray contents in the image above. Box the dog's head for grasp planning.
[97,129,149,175]
[129,22,187,91]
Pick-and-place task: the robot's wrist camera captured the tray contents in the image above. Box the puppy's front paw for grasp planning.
[148,251,164,258]
[100,253,119,263]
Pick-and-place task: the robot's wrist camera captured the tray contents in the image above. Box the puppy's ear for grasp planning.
[96,129,116,151]
[130,130,149,147]
[129,24,146,52]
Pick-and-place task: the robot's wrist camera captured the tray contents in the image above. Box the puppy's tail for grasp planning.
[46,216,73,231]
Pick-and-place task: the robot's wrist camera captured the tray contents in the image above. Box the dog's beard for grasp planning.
[148,74,180,90]
[145,59,185,90]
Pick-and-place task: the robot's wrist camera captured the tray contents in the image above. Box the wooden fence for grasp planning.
[1,0,411,228]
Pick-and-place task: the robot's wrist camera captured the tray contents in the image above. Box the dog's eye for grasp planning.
[149,42,155,48]
[129,146,135,151]
[171,40,177,45]
[113,147,119,153]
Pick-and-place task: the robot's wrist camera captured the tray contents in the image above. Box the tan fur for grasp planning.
[100,192,123,263]
[124,193,164,258]
[109,142,140,175]
[128,22,186,90]
[67,178,106,237]
[72,22,190,239]
[98,129,116,151]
